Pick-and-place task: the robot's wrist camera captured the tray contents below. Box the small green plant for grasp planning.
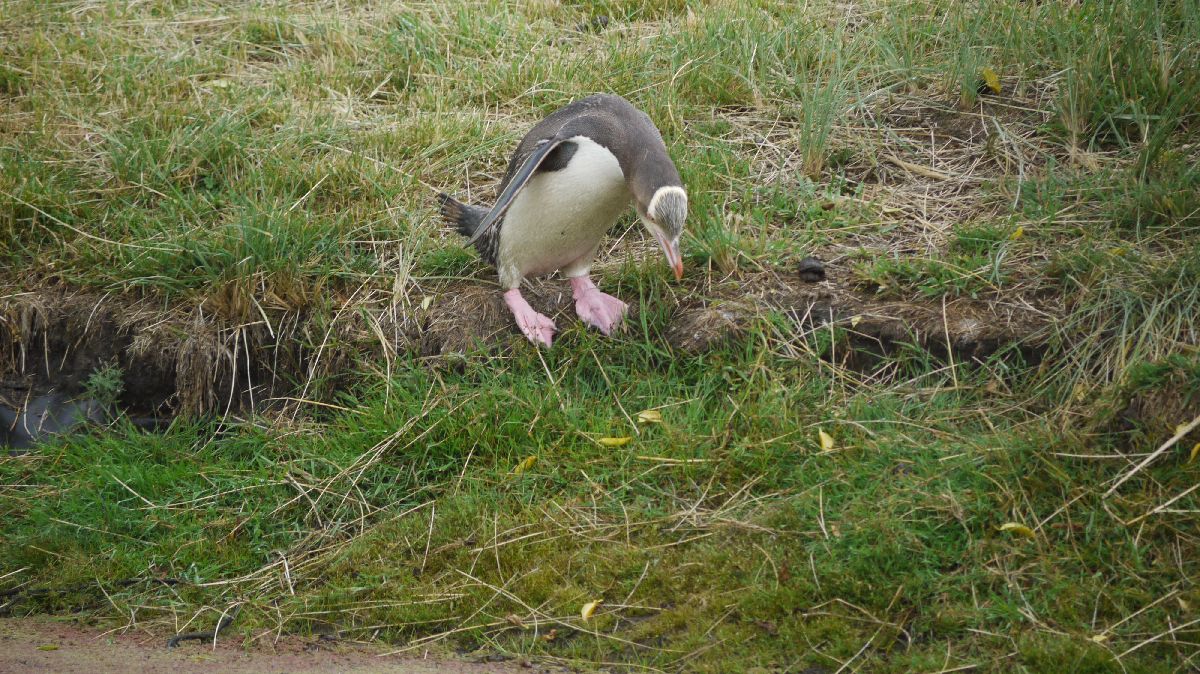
[83,362,125,407]
[950,223,1008,257]
[418,246,481,277]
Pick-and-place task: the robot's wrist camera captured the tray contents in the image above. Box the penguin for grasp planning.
[439,93,687,347]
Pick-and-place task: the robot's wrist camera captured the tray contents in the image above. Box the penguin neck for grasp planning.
[627,156,683,215]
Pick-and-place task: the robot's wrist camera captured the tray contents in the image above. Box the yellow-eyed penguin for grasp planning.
[438,94,687,346]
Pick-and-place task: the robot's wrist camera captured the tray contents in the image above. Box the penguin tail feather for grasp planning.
[437,193,487,238]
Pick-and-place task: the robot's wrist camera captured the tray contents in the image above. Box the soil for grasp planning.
[0,617,562,674]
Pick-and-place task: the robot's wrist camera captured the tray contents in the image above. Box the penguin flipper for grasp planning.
[467,137,572,246]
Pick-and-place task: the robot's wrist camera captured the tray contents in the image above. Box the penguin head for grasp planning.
[638,185,687,280]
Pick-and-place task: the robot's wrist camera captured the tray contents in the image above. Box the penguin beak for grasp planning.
[653,230,684,281]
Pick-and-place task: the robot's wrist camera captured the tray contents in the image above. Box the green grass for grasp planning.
[3,0,1199,672]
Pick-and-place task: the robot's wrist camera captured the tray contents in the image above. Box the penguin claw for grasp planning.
[504,288,557,347]
[517,314,557,347]
[575,290,627,336]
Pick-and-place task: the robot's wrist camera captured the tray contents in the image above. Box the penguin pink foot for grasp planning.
[571,276,626,335]
[504,288,556,347]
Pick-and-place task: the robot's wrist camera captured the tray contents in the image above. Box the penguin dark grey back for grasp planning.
[439,94,687,346]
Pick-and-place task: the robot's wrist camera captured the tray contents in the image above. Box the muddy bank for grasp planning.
[1,268,1049,444]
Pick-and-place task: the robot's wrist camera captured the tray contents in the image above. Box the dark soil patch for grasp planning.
[663,267,1047,368]
[412,263,1049,366]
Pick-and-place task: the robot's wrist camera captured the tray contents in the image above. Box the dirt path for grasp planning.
[0,618,558,674]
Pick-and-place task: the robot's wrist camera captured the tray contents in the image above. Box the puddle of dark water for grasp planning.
[2,392,172,452]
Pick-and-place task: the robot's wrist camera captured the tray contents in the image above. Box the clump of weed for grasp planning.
[83,362,125,408]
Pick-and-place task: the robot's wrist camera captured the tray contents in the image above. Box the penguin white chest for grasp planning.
[497,136,630,287]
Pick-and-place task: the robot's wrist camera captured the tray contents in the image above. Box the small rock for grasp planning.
[797,257,826,283]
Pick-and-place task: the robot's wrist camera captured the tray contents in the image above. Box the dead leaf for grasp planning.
[981,67,1001,94]
[636,409,663,424]
[1090,633,1108,643]
[850,315,862,328]
[505,614,525,628]
[818,429,835,452]
[997,522,1035,539]
[542,628,558,642]
[511,455,537,475]
[598,436,632,447]
[581,599,603,622]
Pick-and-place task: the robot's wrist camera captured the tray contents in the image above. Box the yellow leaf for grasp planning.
[1176,423,1190,437]
[850,315,862,328]
[981,67,1001,94]
[581,599,603,622]
[1109,247,1127,257]
[511,455,537,475]
[636,409,663,424]
[1090,634,1108,643]
[1189,442,1200,464]
[1009,226,1024,241]
[997,522,1035,539]
[598,436,632,447]
[818,429,835,452]
[37,645,59,651]
[420,295,434,311]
